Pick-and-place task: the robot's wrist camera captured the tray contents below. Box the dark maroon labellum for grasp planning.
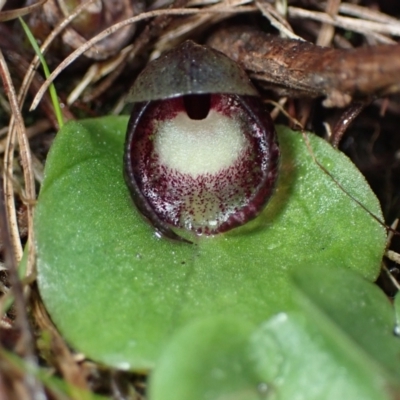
[124,41,279,242]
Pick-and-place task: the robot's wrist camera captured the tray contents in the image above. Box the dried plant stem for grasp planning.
[316,0,341,47]
[0,0,47,22]
[382,262,400,291]
[68,44,133,105]
[288,6,400,38]
[0,50,36,275]
[256,0,303,41]
[2,145,21,262]
[154,0,252,52]
[331,102,367,147]
[269,97,288,120]
[208,27,400,106]
[386,218,399,248]
[336,3,400,25]
[1,70,25,263]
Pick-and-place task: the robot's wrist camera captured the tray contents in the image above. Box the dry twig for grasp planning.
[208,26,400,107]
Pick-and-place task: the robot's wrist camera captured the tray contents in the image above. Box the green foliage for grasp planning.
[34,116,391,397]
[150,268,400,399]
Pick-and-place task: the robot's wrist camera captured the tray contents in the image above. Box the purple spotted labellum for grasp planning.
[124,41,279,243]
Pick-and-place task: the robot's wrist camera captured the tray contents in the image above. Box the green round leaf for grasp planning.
[292,266,400,383]
[249,311,391,400]
[149,317,260,400]
[35,116,386,369]
[150,309,394,400]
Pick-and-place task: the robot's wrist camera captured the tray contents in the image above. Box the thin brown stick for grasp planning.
[2,145,20,264]
[386,251,400,265]
[1,68,28,263]
[0,119,52,154]
[208,27,400,107]
[0,50,36,278]
[78,48,132,104]
[331,102,367,147]
[0,50,36,274]
[256,0,303,41]
[154,0,253,52]
[316,0,341,47]
[0,0,47,22]
[335,2,400,25]
[288,6,400,38]
[382,264,400,291]
[386,218,399,248]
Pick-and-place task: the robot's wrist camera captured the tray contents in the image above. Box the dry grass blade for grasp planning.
[316,0,341,46]
[288,6,400,39]
[153,0,254,53]
[2,149,21,264]
[30,5,255,111]
[83,57,133,104]
[0,0,47,22]
[386,250,400,266]
[256,0,304,41]
[335,2,400,24]
[0,50,36,265]
[68,44,133,105]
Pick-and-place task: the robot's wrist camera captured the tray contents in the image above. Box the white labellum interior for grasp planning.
[154,110,246,177]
